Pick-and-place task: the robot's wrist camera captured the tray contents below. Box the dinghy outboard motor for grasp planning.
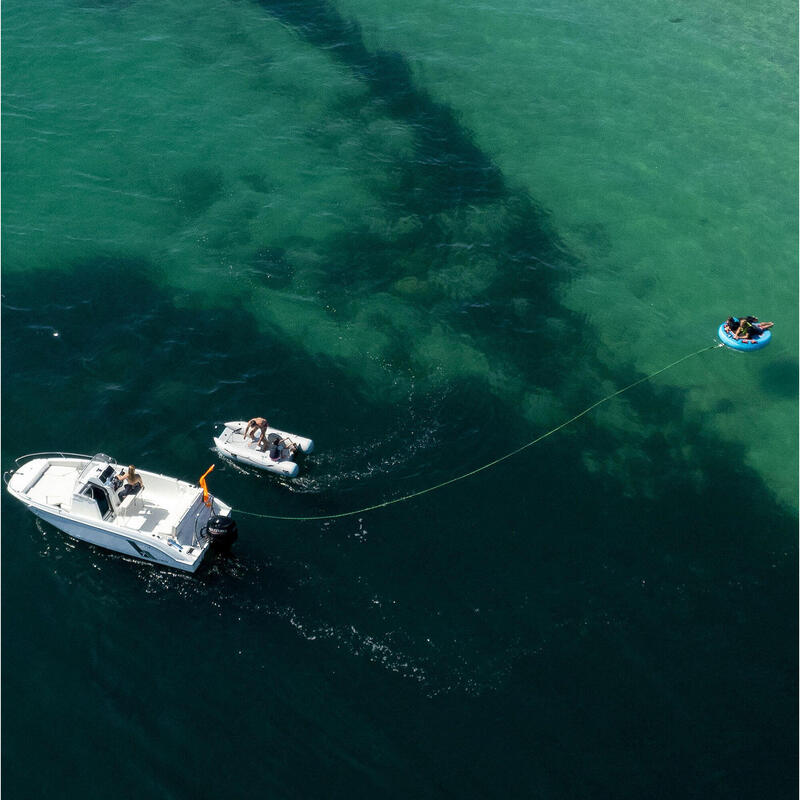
[205,514,238,550]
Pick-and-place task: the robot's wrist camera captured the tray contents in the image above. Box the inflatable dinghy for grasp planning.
[717,322,771,351]
[213,422,314,477]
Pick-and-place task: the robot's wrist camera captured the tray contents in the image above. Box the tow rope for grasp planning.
[234,343,723,522]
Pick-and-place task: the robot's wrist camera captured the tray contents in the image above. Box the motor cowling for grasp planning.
[205,514,238,550]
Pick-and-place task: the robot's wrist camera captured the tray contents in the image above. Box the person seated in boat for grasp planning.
[117,465,144,499]
[731,316,774,340]
[258,432,283,458]
[243,417,269,444]
[258,433,298,460]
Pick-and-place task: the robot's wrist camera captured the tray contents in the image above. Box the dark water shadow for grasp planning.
[259,0,504,213]
[249,0,580,400]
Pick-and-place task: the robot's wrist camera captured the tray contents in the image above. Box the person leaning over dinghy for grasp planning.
[243,417,269,444]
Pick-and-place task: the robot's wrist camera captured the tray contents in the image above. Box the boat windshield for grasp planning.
[78,454,117,484]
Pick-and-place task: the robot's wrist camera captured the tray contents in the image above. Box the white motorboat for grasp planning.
[213,421,314,477]
[4,453,237,572]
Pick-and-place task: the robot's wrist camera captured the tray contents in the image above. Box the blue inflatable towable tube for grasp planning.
[718,322,771,351]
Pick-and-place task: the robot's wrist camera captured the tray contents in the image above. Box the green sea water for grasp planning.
[2,0,797,797]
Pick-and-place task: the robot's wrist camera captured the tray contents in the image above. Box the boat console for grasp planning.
[76,457,124,520]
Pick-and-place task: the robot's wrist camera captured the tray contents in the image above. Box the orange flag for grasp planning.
[198,464,215,507]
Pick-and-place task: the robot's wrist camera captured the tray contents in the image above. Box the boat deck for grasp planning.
[7,455,230,571]
[27,464,79,507]
[116,488,206,546]
[23,461,207,547]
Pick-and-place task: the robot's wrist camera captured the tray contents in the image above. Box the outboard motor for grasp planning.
[205,514,238,550]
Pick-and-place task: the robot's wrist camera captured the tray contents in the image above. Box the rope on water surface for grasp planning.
[234,343,723,522]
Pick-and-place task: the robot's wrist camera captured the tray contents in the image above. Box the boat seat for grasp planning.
[117,492,143,516]
[21,461,50,494]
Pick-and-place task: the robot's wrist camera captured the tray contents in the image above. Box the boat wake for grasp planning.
[228,406,447,497]
[132,551,520,698]
[33,516,530,698]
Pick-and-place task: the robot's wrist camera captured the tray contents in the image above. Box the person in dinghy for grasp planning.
[243,417,269,445]
[258,432,298,460]
[213,420,313,475]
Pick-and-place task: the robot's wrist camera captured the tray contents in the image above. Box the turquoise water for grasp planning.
[2,0,797,797]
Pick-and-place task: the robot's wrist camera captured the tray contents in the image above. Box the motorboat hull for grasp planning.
[28,503,205,571]
[6,454,233,572]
